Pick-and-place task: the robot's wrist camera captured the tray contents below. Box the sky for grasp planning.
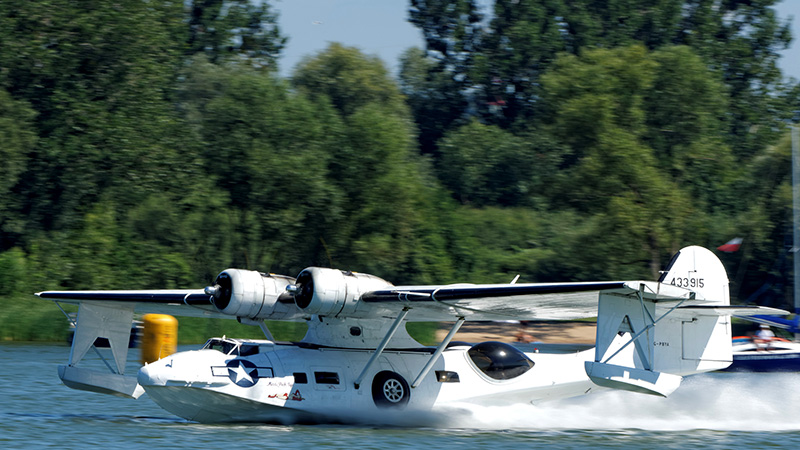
[274,0,800,81]
[274,0,422,77]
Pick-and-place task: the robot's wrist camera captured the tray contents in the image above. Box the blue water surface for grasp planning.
[2,343,800,449]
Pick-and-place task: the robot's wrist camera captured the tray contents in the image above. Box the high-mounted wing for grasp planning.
[36,269,303,321]
[35,289,223,318]
[284,267,645,322]
[358,281,682,321]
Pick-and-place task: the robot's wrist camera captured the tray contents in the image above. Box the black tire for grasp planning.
[372,371,410,408]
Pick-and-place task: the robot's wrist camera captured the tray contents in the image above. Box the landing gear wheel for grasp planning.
[372,371,410,408]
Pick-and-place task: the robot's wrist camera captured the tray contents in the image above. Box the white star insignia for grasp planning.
[229,361,254,384]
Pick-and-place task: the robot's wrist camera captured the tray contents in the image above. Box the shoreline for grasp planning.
[436,320,596,345]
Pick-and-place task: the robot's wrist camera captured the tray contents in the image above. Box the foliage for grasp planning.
[398,47,468,155]
[0,0,190,235]
[186,0,286,70]
[540,45,714,277]
[0,1,797,341]
[179,56,343,274]
[436,120,558,207]
[0,90,36,245]
[292,43,409,118]
[406,0,796,160]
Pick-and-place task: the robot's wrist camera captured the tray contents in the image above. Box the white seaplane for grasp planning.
[36,246,786,424]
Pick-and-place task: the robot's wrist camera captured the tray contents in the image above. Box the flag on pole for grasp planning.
[717,237,743,252]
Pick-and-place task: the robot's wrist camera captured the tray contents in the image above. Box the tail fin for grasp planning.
[587,246,732,397]
[658,245,730,304]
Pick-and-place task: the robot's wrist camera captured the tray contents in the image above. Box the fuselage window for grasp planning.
[467,341,534,380]
[293,372,308,384]
[435,370,460,382]
[239,344,260,356]
[314,371,340,385]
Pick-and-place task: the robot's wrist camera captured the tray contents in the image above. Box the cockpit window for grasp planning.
[239,344,260,356]
[468,341,534,380]
[202,338,240,355]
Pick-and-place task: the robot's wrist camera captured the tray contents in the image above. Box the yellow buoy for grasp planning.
[140,314,178,365]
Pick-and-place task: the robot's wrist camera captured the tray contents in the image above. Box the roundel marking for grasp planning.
[227,359,259,387]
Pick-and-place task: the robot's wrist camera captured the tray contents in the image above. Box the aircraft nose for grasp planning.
[138,360,168,387]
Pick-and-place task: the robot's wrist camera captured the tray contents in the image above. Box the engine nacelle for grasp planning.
[208,269,294,320]
[293,267,392,316]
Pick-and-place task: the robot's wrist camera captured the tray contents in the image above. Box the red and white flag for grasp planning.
[717,237,743,252]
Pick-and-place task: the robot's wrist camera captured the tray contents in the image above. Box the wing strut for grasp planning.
[411,317,465,388]
[353,307,410,389]
[238,317,275,341]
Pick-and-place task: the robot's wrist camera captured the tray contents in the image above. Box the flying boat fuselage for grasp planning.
[137,337,597,423]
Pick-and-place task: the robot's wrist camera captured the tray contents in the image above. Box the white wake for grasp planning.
[438,373,800,431]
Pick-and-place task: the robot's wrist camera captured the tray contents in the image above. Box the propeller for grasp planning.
[289,270,315,309]
[205,272,233,310]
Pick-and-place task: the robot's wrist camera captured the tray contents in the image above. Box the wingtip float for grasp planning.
[36,245,789,424]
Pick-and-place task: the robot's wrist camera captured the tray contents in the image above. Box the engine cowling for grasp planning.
[207,269,294,320]
[292,267,392,316]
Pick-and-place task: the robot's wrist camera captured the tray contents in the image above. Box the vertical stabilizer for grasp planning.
[658,245,730,304]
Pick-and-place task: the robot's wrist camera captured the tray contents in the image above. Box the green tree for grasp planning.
[398,47,467,155]
[0,1,190,234]
[186,0,286,69]
[178,57,343,274]
[557,1,793,159]
[470,0,564,127]
[444,207,555,283]
[408,0,794,159]
[292,44,455,282]
[724,131,796,309]
[0,90,37,245]
[408,0,484,78]
[540,45,693,277]
[436,120,558,207]
[405,0,484,150]
[292,43,409,118]
[677,0,792,159]
[643,46,733,208]
[338,104,440,279]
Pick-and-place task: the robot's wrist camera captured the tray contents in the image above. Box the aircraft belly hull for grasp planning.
[144,385,322,424]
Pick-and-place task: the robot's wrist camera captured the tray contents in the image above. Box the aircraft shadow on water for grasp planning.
[36,246,787,424]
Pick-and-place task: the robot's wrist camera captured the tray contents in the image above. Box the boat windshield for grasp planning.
[202,338,240,355]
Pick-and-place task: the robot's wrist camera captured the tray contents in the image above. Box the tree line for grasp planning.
[1,1,798,340]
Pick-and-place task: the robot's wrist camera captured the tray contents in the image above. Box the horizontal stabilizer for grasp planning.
[584,361,682,397]
[59,365,144,399]
[737,314,800,333]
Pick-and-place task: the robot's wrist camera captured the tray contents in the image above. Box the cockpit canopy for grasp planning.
[467,341,535,380]
[202,337,270,356]
[202,337,240,355]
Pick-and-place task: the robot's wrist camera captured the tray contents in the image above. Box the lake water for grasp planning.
[3,342,800,449]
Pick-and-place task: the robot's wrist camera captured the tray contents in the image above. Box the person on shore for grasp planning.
[515,321,534,343]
